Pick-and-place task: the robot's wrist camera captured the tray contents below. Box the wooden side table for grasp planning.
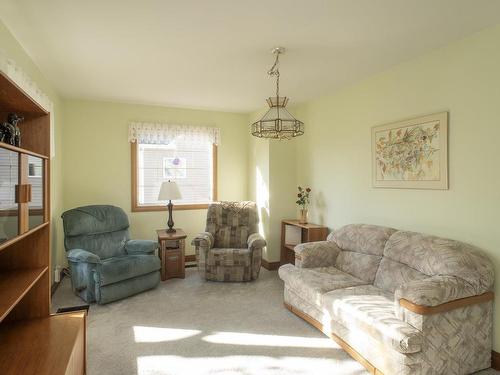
[280,220,328,265]
[157,228,187,281]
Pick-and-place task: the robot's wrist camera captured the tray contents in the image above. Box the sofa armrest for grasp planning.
[191,232,214,249]
[293,241,341,268]
[248,233,266,249]
[395,275,486,310]
[67,248,101,264]
[125,240,158,254]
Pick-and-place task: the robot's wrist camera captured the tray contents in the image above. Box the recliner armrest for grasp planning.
[125,240,158,254]
[247,233,266,249]
[67,248,101,264]
[293,241,341,268]
[191,232,214,249]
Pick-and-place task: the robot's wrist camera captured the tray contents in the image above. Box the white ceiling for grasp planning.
[2,0,500,113]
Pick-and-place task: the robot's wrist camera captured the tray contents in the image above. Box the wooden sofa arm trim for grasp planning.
[399,291,494,315]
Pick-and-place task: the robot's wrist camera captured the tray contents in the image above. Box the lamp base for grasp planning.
[166,200,176,233]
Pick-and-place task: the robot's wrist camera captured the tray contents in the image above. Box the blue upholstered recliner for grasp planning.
[61,205,161,304]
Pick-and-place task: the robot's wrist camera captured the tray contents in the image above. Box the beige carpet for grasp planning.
[52,268,498,375]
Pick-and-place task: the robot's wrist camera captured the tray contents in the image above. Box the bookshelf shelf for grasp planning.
[0,267,47,321]
[0,221,49,253]
[0,312,86,375]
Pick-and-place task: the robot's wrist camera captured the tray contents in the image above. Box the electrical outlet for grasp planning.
[54,266,61,283]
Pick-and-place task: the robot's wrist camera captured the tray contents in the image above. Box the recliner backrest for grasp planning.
[61,205,130,259]
[205,201,258,248]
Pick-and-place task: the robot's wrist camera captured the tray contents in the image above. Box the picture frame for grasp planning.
[372,111,448,189]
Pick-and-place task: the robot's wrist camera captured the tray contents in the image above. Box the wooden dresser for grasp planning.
[0,71,86,374]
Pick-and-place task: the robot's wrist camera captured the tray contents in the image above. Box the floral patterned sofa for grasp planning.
[278,224,494,375]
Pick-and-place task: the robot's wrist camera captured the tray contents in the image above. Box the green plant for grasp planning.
[296,186,311,209]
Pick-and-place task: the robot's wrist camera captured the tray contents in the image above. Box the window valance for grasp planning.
[128,122,220,145]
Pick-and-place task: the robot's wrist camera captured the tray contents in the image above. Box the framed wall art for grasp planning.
[372,112,448,189]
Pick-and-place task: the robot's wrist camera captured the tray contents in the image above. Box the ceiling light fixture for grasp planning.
[251,47,304,140]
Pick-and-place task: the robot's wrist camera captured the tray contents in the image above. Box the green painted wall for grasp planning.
[0,20,65,280]
[247,111,298,263]
[294,23,500,349]
[62,99,249,255]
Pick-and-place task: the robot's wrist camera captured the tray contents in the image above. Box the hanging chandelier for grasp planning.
[251,47,304,139]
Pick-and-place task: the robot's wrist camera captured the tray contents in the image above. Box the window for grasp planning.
[130,123,219,211]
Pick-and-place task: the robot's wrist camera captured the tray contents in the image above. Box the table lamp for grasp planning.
[158,180,182,233]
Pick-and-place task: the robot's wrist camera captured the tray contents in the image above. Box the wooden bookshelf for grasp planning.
[280,219,329,265]
[0,312,86,374]
[0,70,86,374]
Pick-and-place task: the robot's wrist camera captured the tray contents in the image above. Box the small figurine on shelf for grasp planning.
[0,113,23,147]
[0,123,5,143]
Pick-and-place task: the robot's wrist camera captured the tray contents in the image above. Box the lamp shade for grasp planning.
[158,181,182,201]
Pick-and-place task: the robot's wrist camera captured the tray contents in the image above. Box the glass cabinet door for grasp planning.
[0,147,19,243]
[27,155,45,230]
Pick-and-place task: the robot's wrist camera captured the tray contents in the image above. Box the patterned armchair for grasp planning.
[61,205,161,304]
[192,201,266,281]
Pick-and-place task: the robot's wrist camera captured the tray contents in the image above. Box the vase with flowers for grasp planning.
[296,186,311,224]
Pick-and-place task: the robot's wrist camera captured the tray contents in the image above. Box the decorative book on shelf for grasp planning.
[0,70,87,375]
[280,219,328,265]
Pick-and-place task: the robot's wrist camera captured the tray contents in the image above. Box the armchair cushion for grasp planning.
[294,241,341,268]
[206,201,258,248]
[62,205,129,237]
[125,240,158,254]
[247,233,266,249]
[208,248,252,266]
[67,248,101,264]
[214,226,248,248]
[95,254,161,286]
[395,275,478,308]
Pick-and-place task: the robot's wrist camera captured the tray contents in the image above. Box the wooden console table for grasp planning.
[157,229,187,280]
[280,220,328,265]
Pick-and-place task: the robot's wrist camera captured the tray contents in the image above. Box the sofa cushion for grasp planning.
[383,231,494,293]
[96,254,160,286]
[335,251,382,283]
[374,257,428,293]
[329,224,396,256]
[322,285,422,354]
[278,264,368,307]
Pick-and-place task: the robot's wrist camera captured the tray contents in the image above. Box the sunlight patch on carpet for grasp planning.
[203,331,338,348]
[133,326,201,343]
[137,355,364,375]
